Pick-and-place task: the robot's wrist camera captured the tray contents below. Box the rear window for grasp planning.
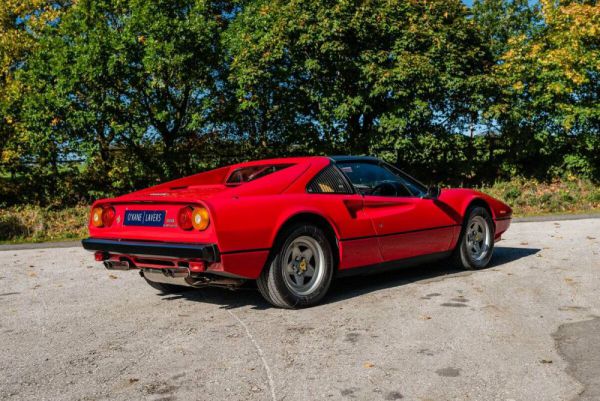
[307,166,354,194]
[226,164,293,185]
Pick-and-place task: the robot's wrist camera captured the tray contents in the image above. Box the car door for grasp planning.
[305,164,384,270]
[337,161,456,262]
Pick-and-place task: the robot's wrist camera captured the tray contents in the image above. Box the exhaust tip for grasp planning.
[103,260,130,270]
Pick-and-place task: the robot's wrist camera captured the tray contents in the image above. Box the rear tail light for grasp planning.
[101,206,116,227]
[178,205,210,231]
[91,205,116,228]
[191,206,210,230]
[92,207,104,227]
[178,206,194,230]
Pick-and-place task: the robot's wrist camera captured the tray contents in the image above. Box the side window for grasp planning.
[383,163,427,197]
[307,166,354,194]
[337,162,416,197]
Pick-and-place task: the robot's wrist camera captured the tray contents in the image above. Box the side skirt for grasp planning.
[336,251,452,278]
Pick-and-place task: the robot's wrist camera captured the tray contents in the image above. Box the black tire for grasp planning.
[144,277,192,294]
[257,223,334,308]
[452,206,495,270]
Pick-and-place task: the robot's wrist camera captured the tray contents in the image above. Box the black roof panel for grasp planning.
[329,155,380,163]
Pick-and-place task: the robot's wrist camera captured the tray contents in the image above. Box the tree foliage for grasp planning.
[227,0,488,159]
[0,0,598,206]
[493,0,600,178]
[0,1,69,161]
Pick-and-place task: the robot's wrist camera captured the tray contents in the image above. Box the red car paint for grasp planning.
[84,156,512,279]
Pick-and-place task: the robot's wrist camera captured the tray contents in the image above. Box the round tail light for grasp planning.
[92,206,116,228]
[178,206,194,230]
[101,206,116,227]
[191,207,210,231]
[92,207,104,227]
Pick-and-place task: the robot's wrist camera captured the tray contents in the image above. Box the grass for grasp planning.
[0,178,598,244]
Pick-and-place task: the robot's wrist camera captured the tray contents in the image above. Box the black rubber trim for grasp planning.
[337,251,452,278]
[341,224,459,242]
[495,217,512,221]
[81,238,220,262]
[220,247,271,255]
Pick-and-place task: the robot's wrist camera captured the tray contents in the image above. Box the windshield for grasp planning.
[226,164,293,185]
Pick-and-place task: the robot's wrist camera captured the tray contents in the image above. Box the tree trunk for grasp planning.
[347,114,369,155]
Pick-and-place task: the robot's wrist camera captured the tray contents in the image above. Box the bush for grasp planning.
[480,178,600,216]
[0,205,88,242]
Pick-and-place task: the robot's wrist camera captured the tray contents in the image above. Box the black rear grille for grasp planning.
[135,258,175,267]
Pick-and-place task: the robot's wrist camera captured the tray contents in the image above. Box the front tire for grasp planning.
[257,224,334,308]
[452,206,495,270]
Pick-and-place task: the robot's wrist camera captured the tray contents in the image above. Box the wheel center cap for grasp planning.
[298,259,307,273]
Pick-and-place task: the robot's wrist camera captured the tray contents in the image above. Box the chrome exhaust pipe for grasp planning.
[103,260,130,271]
[187,276,245,288]
[142,268,245,289]
[143,267,190,286]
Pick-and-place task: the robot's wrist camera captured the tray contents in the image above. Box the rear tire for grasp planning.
[257,223,334,308]
[144,277,191,294]
[452,206,495,270]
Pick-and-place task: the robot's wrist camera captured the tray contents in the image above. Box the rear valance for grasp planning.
[82,238,220,262]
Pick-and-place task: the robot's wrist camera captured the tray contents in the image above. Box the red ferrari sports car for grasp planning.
[82,156,512,308]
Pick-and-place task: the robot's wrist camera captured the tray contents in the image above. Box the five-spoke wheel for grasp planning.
[257,223,334,308]
[282,236,326,297]
[453,206,495,269]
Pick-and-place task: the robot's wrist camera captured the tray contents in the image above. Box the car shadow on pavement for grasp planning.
[325,246,540,305]
[159,286,272,310]
[159,246,540,309]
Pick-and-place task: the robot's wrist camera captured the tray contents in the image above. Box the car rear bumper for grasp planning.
[81,238,220,263]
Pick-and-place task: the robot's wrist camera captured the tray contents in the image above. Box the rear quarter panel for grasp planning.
[206,194,376,253]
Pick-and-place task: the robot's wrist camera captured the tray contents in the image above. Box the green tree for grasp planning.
[225,0,488,168]
[2,0,599,207]
[472,0,541,59]
[469,0,542,180]
[492,0,600,178]
[19,0,226,201]
[0,1,69,165]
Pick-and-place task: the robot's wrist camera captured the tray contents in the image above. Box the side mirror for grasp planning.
[424,186,441,199]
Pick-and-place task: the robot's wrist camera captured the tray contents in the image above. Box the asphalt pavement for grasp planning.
[1,218,599,401]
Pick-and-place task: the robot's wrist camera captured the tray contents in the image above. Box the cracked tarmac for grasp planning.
[0,218,599,400]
